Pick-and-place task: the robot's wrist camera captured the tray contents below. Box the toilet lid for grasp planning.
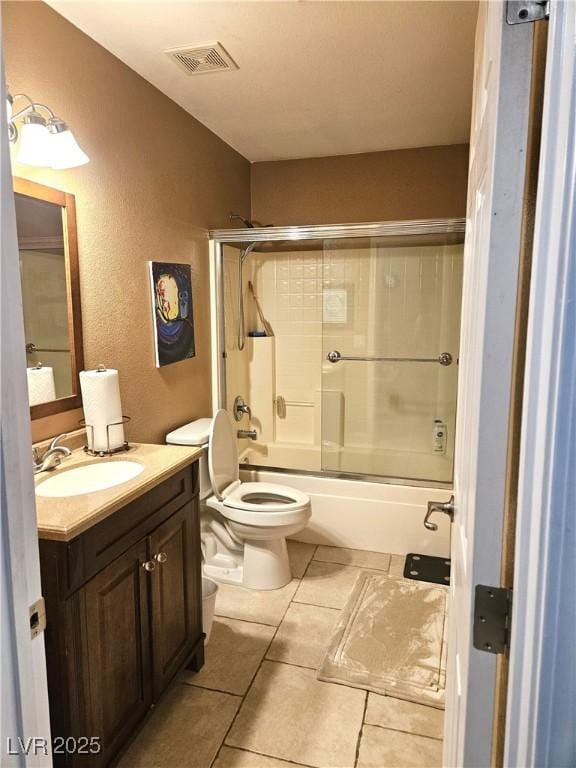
[208,409,240,500]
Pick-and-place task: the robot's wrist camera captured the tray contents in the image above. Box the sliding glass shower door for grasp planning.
[321,235,464,483]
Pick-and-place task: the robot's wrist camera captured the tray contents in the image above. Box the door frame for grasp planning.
[504,1,576,765]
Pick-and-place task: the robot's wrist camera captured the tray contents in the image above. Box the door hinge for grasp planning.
[473,585,512,654]
[29,597,46,639]
[507,0,550,24]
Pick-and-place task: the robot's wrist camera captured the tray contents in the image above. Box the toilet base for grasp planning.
[203,537,292,591]
[243,537,291,590]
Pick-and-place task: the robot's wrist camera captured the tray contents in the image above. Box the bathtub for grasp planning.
[239,466,452,558]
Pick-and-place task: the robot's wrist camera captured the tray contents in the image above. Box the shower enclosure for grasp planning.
[210,219,464,486]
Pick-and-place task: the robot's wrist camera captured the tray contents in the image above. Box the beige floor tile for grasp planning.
[287,540,317,578]
[215,579,300,626]
[226,661,365,768]
[181,617,275,695]
[119,684,240,768]
[357,725,443,768]
[314,546,391,572]
[293,561,364,609]
[266,602,340,668]
[365,694,444,740]
[214,746,309,768]
[388,554,408,579]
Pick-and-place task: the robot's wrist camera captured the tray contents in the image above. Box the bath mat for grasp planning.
[317,572,448,709]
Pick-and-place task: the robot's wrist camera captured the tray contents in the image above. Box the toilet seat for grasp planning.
[224,482,309,511]
[220,481,311,527]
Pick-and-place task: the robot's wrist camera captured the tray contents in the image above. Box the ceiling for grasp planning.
[47,1,478,163]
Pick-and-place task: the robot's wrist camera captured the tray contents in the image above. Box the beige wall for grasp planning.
[251,144,469,226]
[4,1,251,443]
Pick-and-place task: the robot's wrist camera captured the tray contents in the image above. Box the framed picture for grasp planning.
[148,261,195,367]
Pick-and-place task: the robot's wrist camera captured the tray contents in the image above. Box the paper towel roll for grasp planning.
[80,368,125,452]
[27,366,56,406]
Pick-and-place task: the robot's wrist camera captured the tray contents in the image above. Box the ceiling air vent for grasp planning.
[164,42,238,76]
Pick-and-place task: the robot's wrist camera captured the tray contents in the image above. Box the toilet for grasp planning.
[166,410,311,590]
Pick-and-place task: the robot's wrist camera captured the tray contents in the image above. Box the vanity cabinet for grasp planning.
[39,462,204,767]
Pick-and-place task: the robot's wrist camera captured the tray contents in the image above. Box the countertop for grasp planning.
[35,442,203,542]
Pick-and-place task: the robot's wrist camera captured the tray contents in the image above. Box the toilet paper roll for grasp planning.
[80,368,125,452]
[27,366,56,406]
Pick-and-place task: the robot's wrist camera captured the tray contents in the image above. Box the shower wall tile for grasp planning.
[303,264,317,278]
[277,264,291,281]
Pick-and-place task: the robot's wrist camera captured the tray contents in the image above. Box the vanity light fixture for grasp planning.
[6,89,89,169]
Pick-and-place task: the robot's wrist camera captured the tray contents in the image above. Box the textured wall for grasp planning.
[251,145,469,226]
[4,1,251,443]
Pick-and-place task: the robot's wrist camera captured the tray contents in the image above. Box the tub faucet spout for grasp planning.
[237,429,257,441]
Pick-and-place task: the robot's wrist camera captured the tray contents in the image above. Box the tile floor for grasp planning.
[120,544,444,768]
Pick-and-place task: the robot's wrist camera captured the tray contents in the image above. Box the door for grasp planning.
[444,3,536,766]
[149,503,201,698]
[84,540,152,766]
[1,71,52,766]
[321,232,464,484]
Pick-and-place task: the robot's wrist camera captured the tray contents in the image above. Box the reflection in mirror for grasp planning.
[14,178,84,418]
[16,194,73,403]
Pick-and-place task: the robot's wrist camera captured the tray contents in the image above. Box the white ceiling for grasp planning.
[47,1,478,162]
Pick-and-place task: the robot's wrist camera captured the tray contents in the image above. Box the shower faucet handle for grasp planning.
[424,496,455,531]
[233,396,251,421]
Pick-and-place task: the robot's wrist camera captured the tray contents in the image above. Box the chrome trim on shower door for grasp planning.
[209,218,466,244]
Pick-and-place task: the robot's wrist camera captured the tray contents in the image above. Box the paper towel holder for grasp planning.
[80,415,131,457]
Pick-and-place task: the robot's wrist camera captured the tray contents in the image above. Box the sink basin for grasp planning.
[36,460,144,498]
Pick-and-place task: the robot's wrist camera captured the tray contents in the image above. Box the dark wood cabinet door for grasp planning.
[148,501,202,698]
[84,540,152,766]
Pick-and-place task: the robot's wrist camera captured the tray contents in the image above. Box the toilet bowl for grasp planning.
[166,410,311,590]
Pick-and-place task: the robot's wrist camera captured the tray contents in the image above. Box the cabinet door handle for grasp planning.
[154,552,168,564]
[142,560,156,572]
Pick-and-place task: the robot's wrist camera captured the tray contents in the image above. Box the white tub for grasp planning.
[240,467,451,558]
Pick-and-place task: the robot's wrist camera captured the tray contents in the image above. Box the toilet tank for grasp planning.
[166,418,212,499]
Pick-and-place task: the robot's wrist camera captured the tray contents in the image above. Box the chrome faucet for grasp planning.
[237,429,257,441]
[33,433,72,475]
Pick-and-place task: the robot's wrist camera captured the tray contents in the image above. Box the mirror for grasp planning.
[14,178,84,418]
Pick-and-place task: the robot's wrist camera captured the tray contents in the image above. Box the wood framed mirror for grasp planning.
[14,178,84,419]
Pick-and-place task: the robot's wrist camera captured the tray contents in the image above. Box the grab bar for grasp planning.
[326,350,453,366]
[26,343,69,354]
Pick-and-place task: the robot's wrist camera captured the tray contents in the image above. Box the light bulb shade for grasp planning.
[16,116,52,167]
[48,123,89,169]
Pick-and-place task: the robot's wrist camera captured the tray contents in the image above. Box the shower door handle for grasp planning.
[327,350,453,366]
[424,496,455,531]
